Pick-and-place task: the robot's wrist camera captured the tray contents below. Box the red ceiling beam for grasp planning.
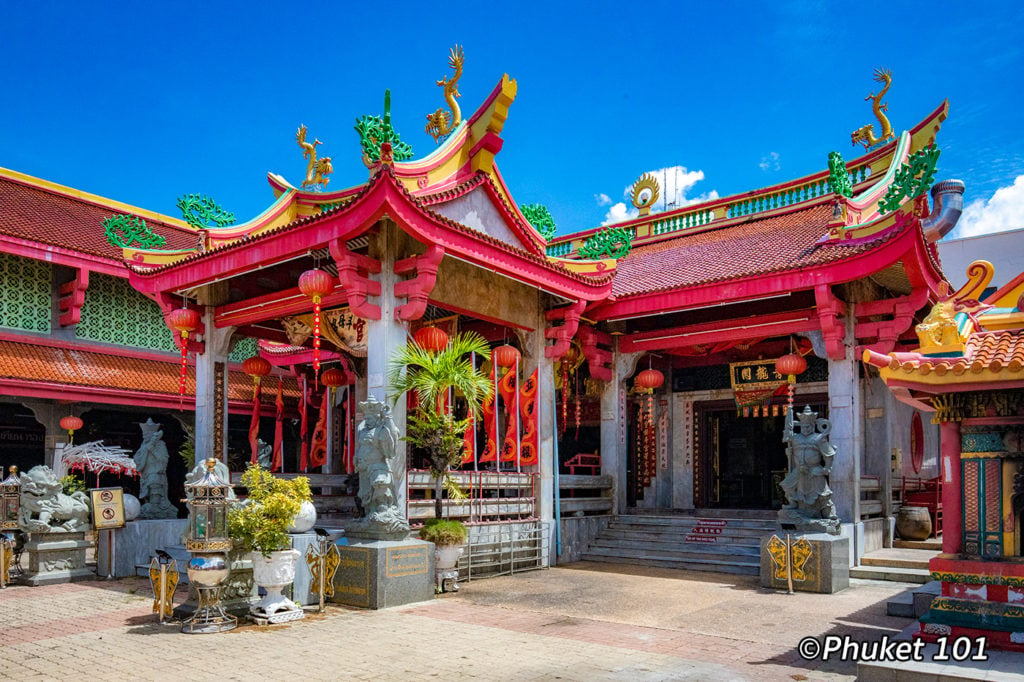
[619,309,819,353]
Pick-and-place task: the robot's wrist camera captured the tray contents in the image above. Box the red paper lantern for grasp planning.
[776,352,807,409]
[298,268,334,381]
[635,368,665,393]
[60,415,83,444]
[298,269,333,300]
[776,353,807,382]
[413,325,449,353]
[166,307,202,402]
[242,355,272,383]
[321,367,347,388]
[493,344,521,370]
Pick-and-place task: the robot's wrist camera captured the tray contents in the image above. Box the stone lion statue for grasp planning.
[19,465,91,533]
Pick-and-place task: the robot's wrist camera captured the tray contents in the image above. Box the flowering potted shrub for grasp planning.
[228,465,312,619]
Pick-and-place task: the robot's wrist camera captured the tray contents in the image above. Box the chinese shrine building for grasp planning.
[865,262,1024,651]
[0,57,977,571]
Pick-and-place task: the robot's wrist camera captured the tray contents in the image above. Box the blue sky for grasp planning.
[2,2,1022,239]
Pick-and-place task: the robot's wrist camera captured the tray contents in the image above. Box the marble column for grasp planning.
[600,351,639,514]
[23,401,66,469]
[364,222,408,512]
[525,313,556,564]
[827,315,864,562]
[195,309,234,463]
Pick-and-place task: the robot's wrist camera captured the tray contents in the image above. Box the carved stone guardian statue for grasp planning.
[134,419,178,519]
[348,397,409,540]
[778,405,841,535]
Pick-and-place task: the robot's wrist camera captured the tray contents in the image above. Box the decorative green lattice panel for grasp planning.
[229,336,259,363]
[75,273,176,352]
[0,253,52,333]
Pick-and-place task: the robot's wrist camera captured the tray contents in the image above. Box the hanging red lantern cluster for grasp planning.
[776,352,807,409]
[634,367,664,491]
[558,344,581,437]
[167,307,202,404]
[59,415,83,445]
[414,325,449,353]
[298,268,333,383]
[243,355,272,465]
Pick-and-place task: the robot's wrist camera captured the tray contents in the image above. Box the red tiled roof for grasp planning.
[0,340,301,405]
[0,175,196,261]
[128,165,612,288]
[611,204,890,298]
[885,331,1024,376]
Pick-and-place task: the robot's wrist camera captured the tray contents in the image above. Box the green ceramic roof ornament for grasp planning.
[103,214,166,249]
[176,194,236,229]
[521,203,557,241]
[355,90,414,166]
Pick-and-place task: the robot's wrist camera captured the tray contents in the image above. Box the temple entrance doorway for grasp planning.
[694,397,827,510]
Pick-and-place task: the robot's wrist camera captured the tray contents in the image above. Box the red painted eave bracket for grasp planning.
[545,300,586,359]
[330,240,382,320]
[394,245,444,321]
[58,268,89,327]
[579,326,613,381]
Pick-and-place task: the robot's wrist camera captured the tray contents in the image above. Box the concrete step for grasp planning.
[884,580,941,618]
[627,508,778,521]
[860,547,936,570]
[893,537,942,551]
[850,565,930,584]
[587,540,761,562]
[614,513,777,526]
[601,527,770,542]
[580,551,759,576]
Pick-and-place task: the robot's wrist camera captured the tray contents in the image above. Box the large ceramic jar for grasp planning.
[287,500,317,533]
[896,506,932,541]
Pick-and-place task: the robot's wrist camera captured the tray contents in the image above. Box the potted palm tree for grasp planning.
[388,331,493,591]
[228,464,313,621]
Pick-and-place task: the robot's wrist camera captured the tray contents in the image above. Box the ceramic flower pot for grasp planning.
[249,548,301,616]
[434,544,464,593]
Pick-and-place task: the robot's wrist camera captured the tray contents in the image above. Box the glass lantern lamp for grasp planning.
[1,466,22,588]
[181,459,236,633]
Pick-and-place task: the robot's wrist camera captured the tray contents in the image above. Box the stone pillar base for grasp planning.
[22,532,95,586]
[760,532,850,594]
[332,537,434,609]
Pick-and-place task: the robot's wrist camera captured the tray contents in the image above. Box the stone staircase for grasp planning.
[580,510,778,576]
[850,544,939,584]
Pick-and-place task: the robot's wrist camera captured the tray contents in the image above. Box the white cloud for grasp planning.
[601,165,718,225]
[594,193,612,206]
[759,151,781,172]
[948,175,1024,239]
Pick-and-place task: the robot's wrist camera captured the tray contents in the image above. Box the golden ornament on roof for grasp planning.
[851,68,895,150]
[425,45,464,143]
[630,173,660,216]
[297,124,333,190]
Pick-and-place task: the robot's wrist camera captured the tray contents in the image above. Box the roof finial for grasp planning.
[425,45,465,144]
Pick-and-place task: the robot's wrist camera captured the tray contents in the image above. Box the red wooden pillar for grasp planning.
[939,420,962,555]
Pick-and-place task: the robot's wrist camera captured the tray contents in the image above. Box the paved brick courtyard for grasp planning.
[0,563,915,681]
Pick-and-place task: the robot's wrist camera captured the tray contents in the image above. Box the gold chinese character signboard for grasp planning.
[730,359,786,416]
[90,487,126,530]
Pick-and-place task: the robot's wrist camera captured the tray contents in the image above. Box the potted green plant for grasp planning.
[388,331,493,519]
[228,464,313,619]
[420,518,468,593]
